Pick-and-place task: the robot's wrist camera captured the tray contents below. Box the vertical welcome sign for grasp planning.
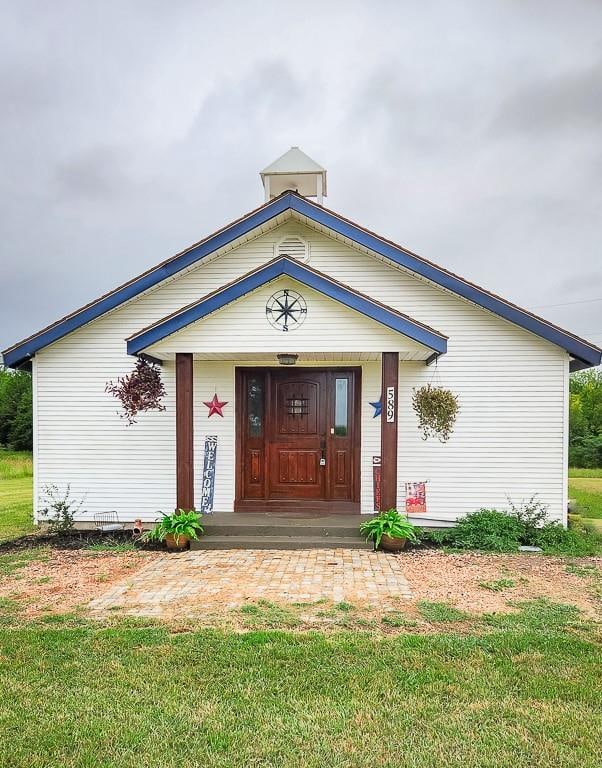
[200,435,218,514]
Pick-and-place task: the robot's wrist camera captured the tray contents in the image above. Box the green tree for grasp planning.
[569,368,602,467]
[0,366,33,450]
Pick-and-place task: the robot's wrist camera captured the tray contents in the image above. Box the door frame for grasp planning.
[234,366,362,513]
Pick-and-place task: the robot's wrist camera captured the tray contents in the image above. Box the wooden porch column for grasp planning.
[380,352,399,511]
[176,353,194,510]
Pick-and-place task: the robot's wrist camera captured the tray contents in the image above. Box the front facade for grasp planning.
[4,149,601,528]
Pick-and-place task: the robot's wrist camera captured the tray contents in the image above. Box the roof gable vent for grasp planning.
[276,235,310,264]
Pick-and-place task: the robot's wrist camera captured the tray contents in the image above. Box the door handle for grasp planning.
[320,438,326,466]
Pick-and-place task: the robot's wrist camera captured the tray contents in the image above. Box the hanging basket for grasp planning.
[105,358,166,425]
[412,384,459,442]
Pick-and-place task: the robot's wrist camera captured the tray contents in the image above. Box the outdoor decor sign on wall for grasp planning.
[372,456,382,513]
[385,386,396,423]
[200,435,218,514]
[405,481,427,514]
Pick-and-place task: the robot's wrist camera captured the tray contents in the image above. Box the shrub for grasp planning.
[451,508,523,552]
[535,523,601,557]
[506,495,549,546]
[38,485,84,535]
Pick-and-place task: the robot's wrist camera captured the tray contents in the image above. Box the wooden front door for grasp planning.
[236,368,360,512]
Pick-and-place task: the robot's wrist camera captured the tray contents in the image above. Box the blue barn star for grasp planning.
[369,399,382,418]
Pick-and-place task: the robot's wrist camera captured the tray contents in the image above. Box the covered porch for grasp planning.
[125,257,448,521]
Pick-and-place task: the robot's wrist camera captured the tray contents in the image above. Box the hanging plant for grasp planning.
[105,357,166,425]
[412,384,459,442]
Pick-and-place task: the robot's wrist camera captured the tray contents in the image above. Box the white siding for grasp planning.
[33,219,568,523]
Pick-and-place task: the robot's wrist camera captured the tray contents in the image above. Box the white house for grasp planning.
[4,148,601,536]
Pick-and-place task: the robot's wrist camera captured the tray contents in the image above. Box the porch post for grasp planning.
[176,353,194,510]
[380,352,399,511]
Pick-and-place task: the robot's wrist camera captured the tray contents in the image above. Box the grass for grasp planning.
[569,468,602,478]
[417,600,469,623]
[478,577,517,592]
[0,450,34,543]
[0,547,49,578]
[0,475,34,542]
[0,450,33,481]
[568,477,602,520]
[84,541,138,552]
[0,600,599,767]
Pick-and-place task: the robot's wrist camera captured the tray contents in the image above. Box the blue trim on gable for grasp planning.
[2,195,294,368]
[287,197,601,367]
[127,258,448,356]
[3,191,601,368]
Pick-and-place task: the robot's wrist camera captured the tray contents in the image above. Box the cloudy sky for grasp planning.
[1,0,601,355]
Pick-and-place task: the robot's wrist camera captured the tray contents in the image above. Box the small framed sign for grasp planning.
[405,481,427,514]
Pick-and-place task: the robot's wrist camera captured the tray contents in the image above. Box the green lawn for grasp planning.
[0,450,34,542]
[568,468,602,520]
[0,602,600,768]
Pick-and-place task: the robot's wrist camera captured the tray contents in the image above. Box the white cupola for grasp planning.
[260,147,327,204]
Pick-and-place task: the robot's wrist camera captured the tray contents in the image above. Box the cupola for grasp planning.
[260,147,327,204]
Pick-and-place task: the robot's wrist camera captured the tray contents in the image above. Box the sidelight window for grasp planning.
[247,376,264,437]
[334,378,348,436]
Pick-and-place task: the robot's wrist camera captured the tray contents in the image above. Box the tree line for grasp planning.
[569,368,602,468]
[0,366,32,451]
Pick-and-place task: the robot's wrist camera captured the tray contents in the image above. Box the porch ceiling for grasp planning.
[145,351,431,363]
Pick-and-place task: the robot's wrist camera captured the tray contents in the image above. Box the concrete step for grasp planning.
[201,523,364,538]
[191,535,373,551]
[200,513,369,540]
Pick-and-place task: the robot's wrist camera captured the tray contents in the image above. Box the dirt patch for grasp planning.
[0,548,157,618]
[0,545,600,624]
[401,549,602,618]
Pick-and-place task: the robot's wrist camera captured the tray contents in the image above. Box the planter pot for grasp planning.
[165,533,190,551]
[379,534,407,552]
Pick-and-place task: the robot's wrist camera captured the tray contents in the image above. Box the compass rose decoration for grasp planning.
[266,289,307,332]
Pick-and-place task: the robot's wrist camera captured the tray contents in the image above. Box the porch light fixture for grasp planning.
[277,353,298,366]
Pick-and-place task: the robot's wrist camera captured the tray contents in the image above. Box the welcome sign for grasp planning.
[200,435,218,514]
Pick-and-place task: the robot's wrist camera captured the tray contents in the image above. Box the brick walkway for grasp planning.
[88,549,412,617]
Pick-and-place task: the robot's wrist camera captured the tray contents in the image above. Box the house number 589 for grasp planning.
[386,386,396,423]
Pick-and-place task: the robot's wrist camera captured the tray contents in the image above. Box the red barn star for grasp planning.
[203,393,228,418]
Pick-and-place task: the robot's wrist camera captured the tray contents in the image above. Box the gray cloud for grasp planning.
[492,60,602,136]
[1,0,602,354]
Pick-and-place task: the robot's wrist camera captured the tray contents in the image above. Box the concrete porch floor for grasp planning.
[88,549,412,617]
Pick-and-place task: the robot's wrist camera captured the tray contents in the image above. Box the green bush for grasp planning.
[536,523,600,557]
[450,508,523,552]
[569,434,602,469]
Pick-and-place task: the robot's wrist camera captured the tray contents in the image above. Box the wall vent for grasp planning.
[275,235,310,264]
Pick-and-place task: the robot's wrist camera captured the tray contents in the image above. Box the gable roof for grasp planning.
[3,191,601,370]
[126,256,448,358]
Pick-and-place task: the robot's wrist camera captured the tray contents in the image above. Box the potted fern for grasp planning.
[143,509,204,551]
[360,509,419,552]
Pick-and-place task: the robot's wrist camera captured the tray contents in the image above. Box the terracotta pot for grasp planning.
[165,533,190,551]
[379,534,407,552]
